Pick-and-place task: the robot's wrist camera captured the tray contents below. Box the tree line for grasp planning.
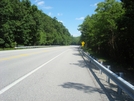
[0,0,73,48]
[78,0,134,68]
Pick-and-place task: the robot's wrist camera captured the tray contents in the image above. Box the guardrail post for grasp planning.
[117,72,124,95]
[99,61,103,74]
[106,65,111,83]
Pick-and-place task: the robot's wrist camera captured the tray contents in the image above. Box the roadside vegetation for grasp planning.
[71,36,81,45]
[79,0,134,84]
[0,0,74,49]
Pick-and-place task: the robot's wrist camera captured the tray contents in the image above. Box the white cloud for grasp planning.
[72,31,81,37]
[90,3,98,7]
[58,20,63,23]
[57,13,63,16]
[35,0,39,3]
[75,17,84,20]
[44,6,53,9]
[48,12,52,16]
[36,0,52,9]
[37,1,44,5]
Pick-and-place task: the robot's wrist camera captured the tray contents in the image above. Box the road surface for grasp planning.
[0,46,108,101]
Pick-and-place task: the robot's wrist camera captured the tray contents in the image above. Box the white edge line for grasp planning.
[0,49,69,95]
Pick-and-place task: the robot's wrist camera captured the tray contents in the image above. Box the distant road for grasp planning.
[0,46,108,101]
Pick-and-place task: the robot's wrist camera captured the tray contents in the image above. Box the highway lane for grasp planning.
[0,47,68,90]
[0,46,108,101]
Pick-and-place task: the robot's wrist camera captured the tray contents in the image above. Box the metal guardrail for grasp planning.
[80,49,134,100]
[14,45,58,49]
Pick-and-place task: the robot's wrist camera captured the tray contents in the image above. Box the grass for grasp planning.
[0,48,16,51]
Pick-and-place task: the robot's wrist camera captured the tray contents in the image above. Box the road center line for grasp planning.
[0,51,47,61]
[0,49,69,95]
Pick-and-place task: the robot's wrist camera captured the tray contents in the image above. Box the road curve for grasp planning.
[0,46,109,101]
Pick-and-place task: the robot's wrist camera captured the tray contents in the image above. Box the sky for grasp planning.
[30,0,105,37]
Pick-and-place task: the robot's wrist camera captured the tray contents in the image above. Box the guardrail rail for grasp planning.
[15,45,58,49]
[80,49,134,100]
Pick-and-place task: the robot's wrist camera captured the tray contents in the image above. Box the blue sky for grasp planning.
[30,0,104,37]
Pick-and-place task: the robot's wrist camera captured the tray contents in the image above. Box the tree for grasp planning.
[0,0,14,47]
[0,0,72,48]
[79,0,124,60]
[117,0,134,65]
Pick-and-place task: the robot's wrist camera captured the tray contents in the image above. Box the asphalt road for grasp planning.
[0,46,108,101]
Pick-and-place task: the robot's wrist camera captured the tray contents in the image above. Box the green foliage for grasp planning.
[117,0,134,65]
[0,0,72,48]
[39,31,46,45]
[0,38,5,48]
[71,36,80,45]
[78,0,134,68]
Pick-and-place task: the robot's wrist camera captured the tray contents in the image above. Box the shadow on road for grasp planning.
[70,60,87,68]
[71,51,100,71]
[67,47,134,101]
[59,82,104,94]
[79,50,134,101]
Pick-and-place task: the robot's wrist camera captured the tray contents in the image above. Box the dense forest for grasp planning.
[79,0,134,68]
[0,0,74,48]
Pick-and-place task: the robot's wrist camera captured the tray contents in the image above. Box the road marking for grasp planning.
[0,49,69,95]
[0,51,47,61]
[0,54,29,61]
